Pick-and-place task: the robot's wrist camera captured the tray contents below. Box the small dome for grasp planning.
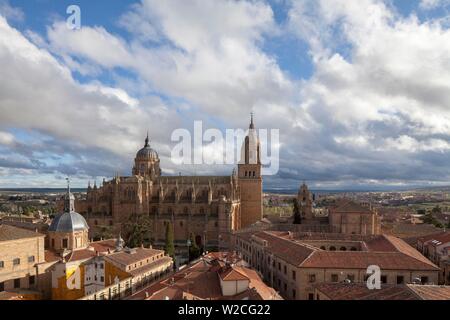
[136,134,159,160]
[49,211,89,233]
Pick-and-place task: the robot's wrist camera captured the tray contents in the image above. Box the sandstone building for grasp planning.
[126,251,282,300]
[0,184,173,300]
[233,230,439,300]
[0,224,45,297]
[76,116,263,255]
[294,184,381,235]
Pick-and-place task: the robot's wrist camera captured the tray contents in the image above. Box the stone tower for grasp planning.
[298,182,313,220]
[238,114,263,228]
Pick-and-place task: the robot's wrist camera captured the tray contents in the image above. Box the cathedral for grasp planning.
[76,116,263,255]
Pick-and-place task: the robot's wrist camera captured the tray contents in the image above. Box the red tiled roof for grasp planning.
[105,247,164,266]
[0,224,44,241]
[250,231,315,266]
[418,231,450,243]
[407,284,450,300]
[330,199,374,214]
[240,231,438,271]
[219,267,249,281]
[301,251,438,270]
[129,255,281,300]
[314,283,419,300]
[44,250,61,263]
[90,239,116,253]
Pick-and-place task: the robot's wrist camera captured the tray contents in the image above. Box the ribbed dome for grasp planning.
[49,211,89,233]
[136,134,159,160]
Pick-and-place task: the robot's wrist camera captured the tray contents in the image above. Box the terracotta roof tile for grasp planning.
[105,247,164,266]
[407,284,450,300]
[0,224,44,241]
[314,283,419,300]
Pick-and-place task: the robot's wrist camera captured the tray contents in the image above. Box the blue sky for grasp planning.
[1,0,450,190]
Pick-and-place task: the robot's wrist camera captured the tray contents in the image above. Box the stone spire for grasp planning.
[249,112,255,129]
[63,177,75,213]
[144,131,149,148]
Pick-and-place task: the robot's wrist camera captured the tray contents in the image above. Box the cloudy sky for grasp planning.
[1,0,450,190]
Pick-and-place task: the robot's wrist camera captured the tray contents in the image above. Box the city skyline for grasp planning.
[2,0,450,190]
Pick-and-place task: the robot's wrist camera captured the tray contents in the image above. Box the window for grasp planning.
[421,276,429,284]
[13,258,20,266]
[292,270,296,280]
[329,246,336,251]
[347,274,355,282]
[320,246,326,250]
[397,276,404,284]
[100,276,104,282]
[292,289,296,299]
[100,263,104,270]
[284,265,287,274]
[51,239,55,248]
[28,256,35,263]
[0,261,4,268]
[62,238,68,248]
[308,293,314,300]
[278,263,281,271]
[284,283,287,292]
[309,274,316,283]
[340,247,347,251]
[350,247,357,251]
[331,274,338,282]
[14,279,20,288]
[0,282,3,292]
[29,276,35,286]
[316,294,320,300]
[381,275,387,284]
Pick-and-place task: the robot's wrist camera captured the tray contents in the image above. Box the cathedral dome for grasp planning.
[136,134,159,160]
[49,211,89,233]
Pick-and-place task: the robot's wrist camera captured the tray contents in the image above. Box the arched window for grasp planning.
[340,247,347,251]
[329,246,336,251]
[180,221,183,227]
[320,246,326,250]
[350,247,357,251]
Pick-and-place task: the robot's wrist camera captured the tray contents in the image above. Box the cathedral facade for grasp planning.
[76,117,263,254]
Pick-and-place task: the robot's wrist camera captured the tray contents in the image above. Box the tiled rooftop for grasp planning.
[237,231,439,271]
[0,224,44,241]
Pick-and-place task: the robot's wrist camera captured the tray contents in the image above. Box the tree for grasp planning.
[432,206,442,214]
[165,222,175,258]
[293,198,302,224]
[122,213,153,248]
[189,233,201,261]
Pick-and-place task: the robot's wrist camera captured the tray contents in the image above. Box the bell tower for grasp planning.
[238,113,263,228]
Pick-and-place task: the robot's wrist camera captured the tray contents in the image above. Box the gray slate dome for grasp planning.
[136,134,159,160]
[49,211,89,233]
